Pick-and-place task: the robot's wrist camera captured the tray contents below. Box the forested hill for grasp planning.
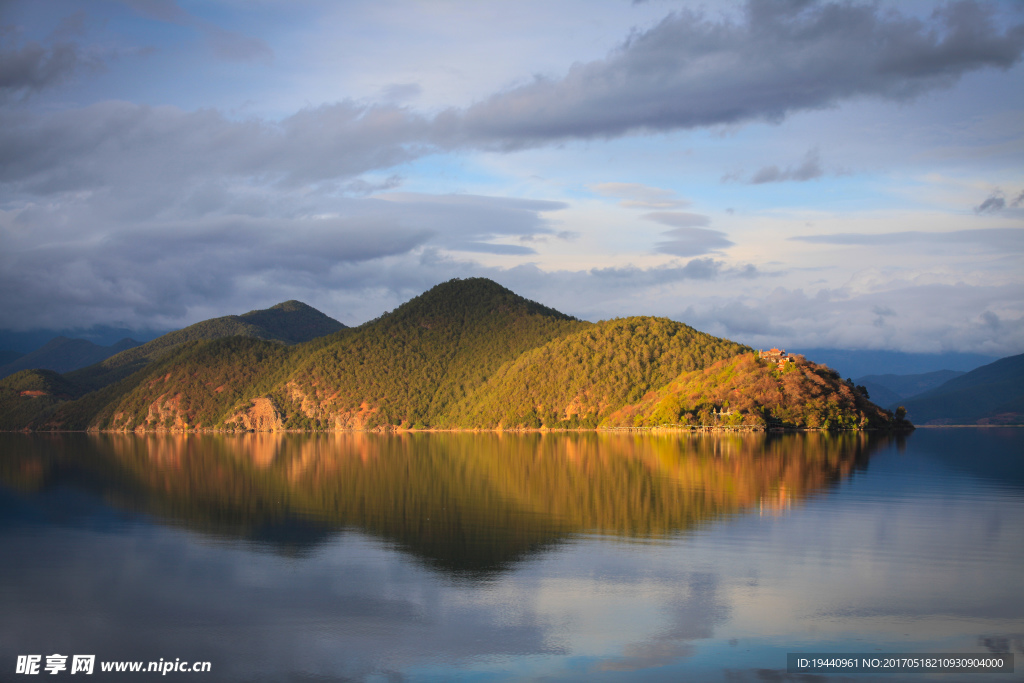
[0,278,908,432]
[65,300,346,391]
[446,317,747,428]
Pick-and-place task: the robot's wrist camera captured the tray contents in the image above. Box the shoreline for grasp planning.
[4,425,919,435]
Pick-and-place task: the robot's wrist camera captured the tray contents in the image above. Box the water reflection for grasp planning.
[1,431,1022,682]
[1,431,883,573]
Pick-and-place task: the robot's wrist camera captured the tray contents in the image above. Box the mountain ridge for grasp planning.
[0,279,909,432]
[899,353,1024,425]
[0,336,141,380]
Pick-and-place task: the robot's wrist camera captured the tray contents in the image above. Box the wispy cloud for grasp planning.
[790,228,1024,251]
[590,183,690,209]
[118,0,273,63]
[749,148,824,184]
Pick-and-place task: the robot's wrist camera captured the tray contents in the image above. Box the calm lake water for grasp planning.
[1,429,1021,682]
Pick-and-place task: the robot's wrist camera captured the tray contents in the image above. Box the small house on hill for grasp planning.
[758,348,795,368]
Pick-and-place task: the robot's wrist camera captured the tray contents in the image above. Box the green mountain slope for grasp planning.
[67,300,345,391]
[900,353,1024,425]
[608,353,899,430]
[0,336,140,379]
[0,278,908,433]
[446,316,748,428]
[268,278,586,430]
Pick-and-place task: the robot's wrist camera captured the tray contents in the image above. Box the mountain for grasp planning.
[446,316,748,428]
[855,370,966,407]
[0,279,908,433]
[607,352,895,430]
[0,336,140,380]
[100,278,586,431]
[66,300,346,391]
[0,369,84,430]
[899,353,1024,425]
[795,348,997,378]
[0,350,24,365]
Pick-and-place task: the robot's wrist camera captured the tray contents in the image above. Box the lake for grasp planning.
[1,429,1021,681]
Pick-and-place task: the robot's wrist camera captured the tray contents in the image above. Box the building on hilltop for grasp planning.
[758,347,795,368]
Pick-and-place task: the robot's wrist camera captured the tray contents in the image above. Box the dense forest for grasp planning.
[0,278,909,432]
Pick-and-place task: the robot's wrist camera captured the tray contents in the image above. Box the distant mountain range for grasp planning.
[895,354,1024,426]
[854,370,965,408]
[0,279,902,433]
[795,348,998,378]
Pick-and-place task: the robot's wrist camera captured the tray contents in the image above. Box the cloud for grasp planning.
[0,100,435,195]
[590,182,690,209]
[5,2,1020,201]
[640,212,731,257]
[0,22,104,100]
[975,190,1006,213]
[458,0,1024,145]
[0,193,566,330]
[380,83,423,104]
[749,148,824,184]
[118,0,273,63]
[679,281,1024,356]
[641,211,710,228]
[975,189,1024,214]
[656,226,734,257]
[790,228,1024,251]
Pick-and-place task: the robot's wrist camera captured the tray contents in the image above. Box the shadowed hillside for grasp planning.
[900,353,1024,425]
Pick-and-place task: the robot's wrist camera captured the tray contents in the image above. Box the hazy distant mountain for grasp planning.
[0,326,163,354]
[855,370,966,407]
[795,348,997,378]
[0,337,140,380]
[0,278,908,433]
[0,350,24,366]
[900,353,1024,425]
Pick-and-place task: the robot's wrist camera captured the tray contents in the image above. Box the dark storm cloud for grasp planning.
[459,0,1024,145]
[790,227,1024,251]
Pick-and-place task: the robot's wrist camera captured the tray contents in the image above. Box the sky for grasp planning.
[1,0,1023,356]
